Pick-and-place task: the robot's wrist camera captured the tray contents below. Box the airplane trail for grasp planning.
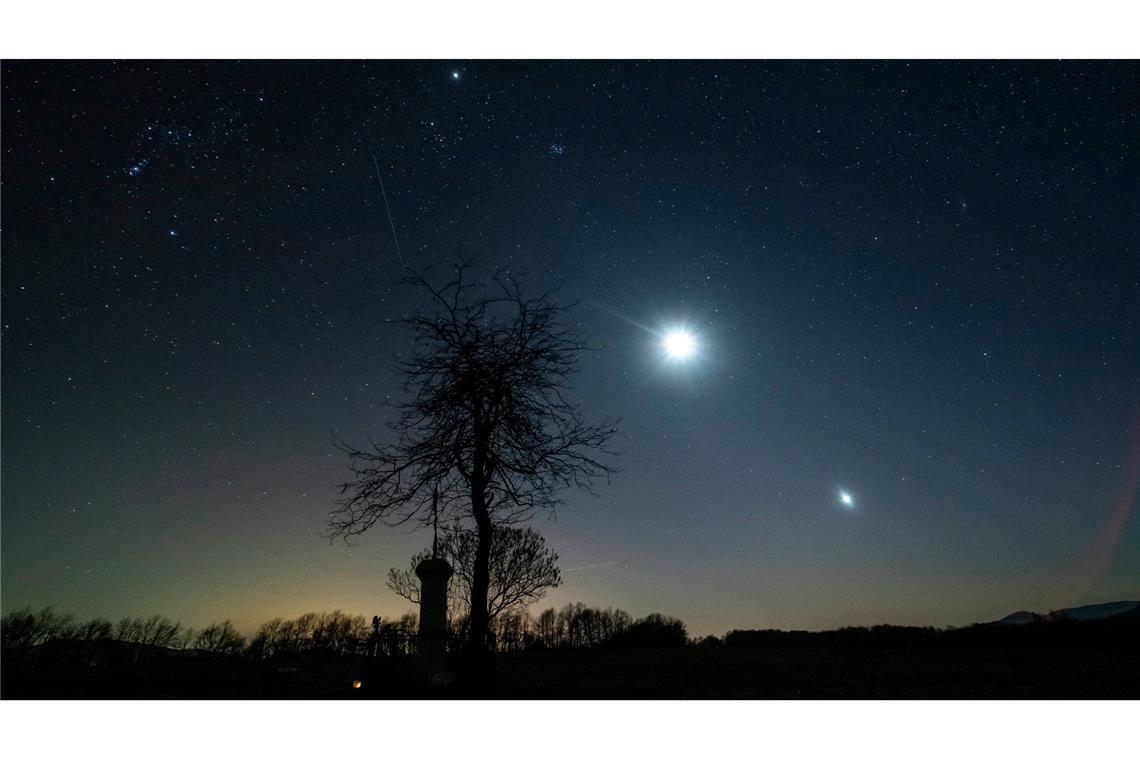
[563,560,623,573]
[373,154,406,268]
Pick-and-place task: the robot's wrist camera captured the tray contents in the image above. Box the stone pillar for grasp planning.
[415,557,453,685]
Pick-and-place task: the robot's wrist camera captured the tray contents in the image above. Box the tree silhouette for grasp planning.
[0,607,75,651]
[329,258,617,655]
[114,615,184,648]
[75,617,114,641]
[194,620,246,655]
[387,523,562,632]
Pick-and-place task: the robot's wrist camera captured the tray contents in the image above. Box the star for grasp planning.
[451,70,461,80]
[839,490,855,508]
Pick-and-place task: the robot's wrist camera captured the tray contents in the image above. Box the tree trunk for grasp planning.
[465,486,493,655]
[458,482,495,693]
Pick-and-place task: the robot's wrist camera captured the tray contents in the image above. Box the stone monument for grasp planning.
[415,556,453,685]
[415,486,453,685]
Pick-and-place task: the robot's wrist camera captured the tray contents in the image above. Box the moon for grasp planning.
[662,328,697,360]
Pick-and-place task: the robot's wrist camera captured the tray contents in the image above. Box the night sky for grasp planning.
[3,61,1138,636]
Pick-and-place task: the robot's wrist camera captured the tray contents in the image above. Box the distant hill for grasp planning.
[1052,600,1139,621]
[994,600,1139,624]
[995,610,1039,625]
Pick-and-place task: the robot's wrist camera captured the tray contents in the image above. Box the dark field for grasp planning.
[6,644,1139,699]
[490,646,1140,699]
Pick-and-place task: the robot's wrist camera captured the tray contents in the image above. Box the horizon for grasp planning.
[7,595,1140,642]
[3,60,1138,640]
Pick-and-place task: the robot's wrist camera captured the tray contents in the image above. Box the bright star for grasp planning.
[839,490,855,508]
[451,71,461,80]
[662,329,696,360]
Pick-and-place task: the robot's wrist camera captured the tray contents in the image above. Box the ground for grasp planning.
[5,645,1138,699]
[487,646,1140,699]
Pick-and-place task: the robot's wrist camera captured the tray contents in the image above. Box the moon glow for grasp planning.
[663,328,697,360]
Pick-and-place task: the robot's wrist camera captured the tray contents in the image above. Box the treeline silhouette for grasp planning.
[485,605,688,651]
[2,608,195,656]
[0,603,690,665]
[0,607,400,662]
[8,603,1134,671]
[718,610,1139,650]
[5,603,1138,699]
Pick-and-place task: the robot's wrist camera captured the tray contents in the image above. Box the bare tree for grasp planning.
[535,607,559,648]
[387,523,562,630]
[247,618,285,659]
[174,626,197,650]
[247,611,375,658]
[75,617,114,641]
[123,614,183,648]
[0,607,75,651]
[329,259,617,654]
[194,620,246,655]
[114,617,142,643]
[490,610,531,652]
[311,610,370,655]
